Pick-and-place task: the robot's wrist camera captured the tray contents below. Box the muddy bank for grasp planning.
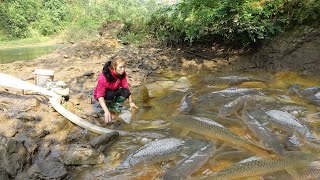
[0,27,319,179]
[234,27,320,76]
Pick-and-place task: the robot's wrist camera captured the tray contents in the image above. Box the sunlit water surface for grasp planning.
[70,71,320,180]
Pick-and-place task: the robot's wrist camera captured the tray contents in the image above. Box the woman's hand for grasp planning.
[104,110,112,124]
[129,102,139,110]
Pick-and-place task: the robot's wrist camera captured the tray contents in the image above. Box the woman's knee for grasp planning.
[121,88,131,98]
[104,90,115,100]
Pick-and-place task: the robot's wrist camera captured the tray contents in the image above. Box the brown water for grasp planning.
[70,71,320,179]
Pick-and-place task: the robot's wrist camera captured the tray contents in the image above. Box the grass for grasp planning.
[0,36,54,48]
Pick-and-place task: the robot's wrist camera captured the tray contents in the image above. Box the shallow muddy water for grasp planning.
[0,45,64,64]
[70,71,320,180]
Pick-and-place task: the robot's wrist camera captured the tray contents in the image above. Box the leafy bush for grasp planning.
[0,0,41,38]
[62,0,160,43]
[0,0,68,39]
[148,0,320,47]
[35,0,69,35]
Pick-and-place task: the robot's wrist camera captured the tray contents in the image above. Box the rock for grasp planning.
[0,135,30,177]
[0,168,9,180]
[16,113,36,121]
[32,145,51,164]
[119,110,131,123]
[15,133,38,154]
[62,145,105,165]
[83,71,94,77]
[44,116,69,134]
[0,125,18,138]
[30,99,40,108]
[0,117,21,137]
[52,87,70,96]
[16,160,67,180]
[90,131,119,152]
[135,85,149,103]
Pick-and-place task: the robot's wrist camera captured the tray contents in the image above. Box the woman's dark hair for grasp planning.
[102,59,126,82]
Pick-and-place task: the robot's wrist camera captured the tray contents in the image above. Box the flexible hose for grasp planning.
[0,73,130,136]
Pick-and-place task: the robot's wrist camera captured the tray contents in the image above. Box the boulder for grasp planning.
[0,135,30,177]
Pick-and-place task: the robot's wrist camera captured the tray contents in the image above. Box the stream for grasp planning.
[0,45,64,64]
[68,71,320,179]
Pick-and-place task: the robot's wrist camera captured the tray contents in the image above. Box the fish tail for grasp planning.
[245,143,271,158]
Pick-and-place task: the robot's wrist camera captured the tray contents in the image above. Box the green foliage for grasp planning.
[2,0,317,46]
[148,0,320,47]
[103,0,160,43]
[62,0,160,43]
[35,0,69,35]
[0,0,40,38]
[0,0,68,39]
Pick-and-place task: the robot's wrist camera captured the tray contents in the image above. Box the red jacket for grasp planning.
[93,70,129,100]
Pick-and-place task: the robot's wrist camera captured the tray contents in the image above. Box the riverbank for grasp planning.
[0,35,66,49]
[0,27,319,178]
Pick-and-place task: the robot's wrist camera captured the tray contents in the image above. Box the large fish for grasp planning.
[284,134,301,151]
[263,160,320,180]
[288,85,320,106]
[179,93,193,114]
[171,115,270,157]
[218,95,275,117]
[196,88,262,110]
[299,86,320,97]
[119,138,184,168]
[308,92,320,106]
[266,110,315,140]
[242,110,284,155]
[204,151,319,180]
[162,143,215,180]
[297,160,320,179]
[203,76,268,85]
[210,88,261,96]
[213,150,253,163]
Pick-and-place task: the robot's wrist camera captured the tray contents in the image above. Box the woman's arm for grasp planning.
[128,95,139,110]
[98,97,112,123]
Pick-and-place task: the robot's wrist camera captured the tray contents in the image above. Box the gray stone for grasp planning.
[16,160,67,180]
[90,131,119,152]
[0,168,9,180]
[0,125,18,137]
[0,135,30,177]
[62,145,105,165]
[15,133,38,154]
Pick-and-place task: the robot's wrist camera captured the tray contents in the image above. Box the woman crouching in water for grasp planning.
[94,58,138,124]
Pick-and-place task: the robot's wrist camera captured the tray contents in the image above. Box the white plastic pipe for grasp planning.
[0,73,130,136]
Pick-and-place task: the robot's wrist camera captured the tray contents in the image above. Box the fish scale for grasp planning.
[266,110,315,140]
[119,138,184,168]
[308,92,320,106]
[196,89,263,112]
[299,86,320,97]
[162,143,215,180]
[203,76,268,85]
[204,151,318,180]
[211,88,259,96]
[218,95,275,117]
[171,115,270,157]
[242,111,284,155]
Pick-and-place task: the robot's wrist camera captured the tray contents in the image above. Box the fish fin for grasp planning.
[285,168,300,180]
[216,143,228,152]
[180,129,190,136]
[188,176,199,180]
[243,176,260,180]
[235,112,242,119]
